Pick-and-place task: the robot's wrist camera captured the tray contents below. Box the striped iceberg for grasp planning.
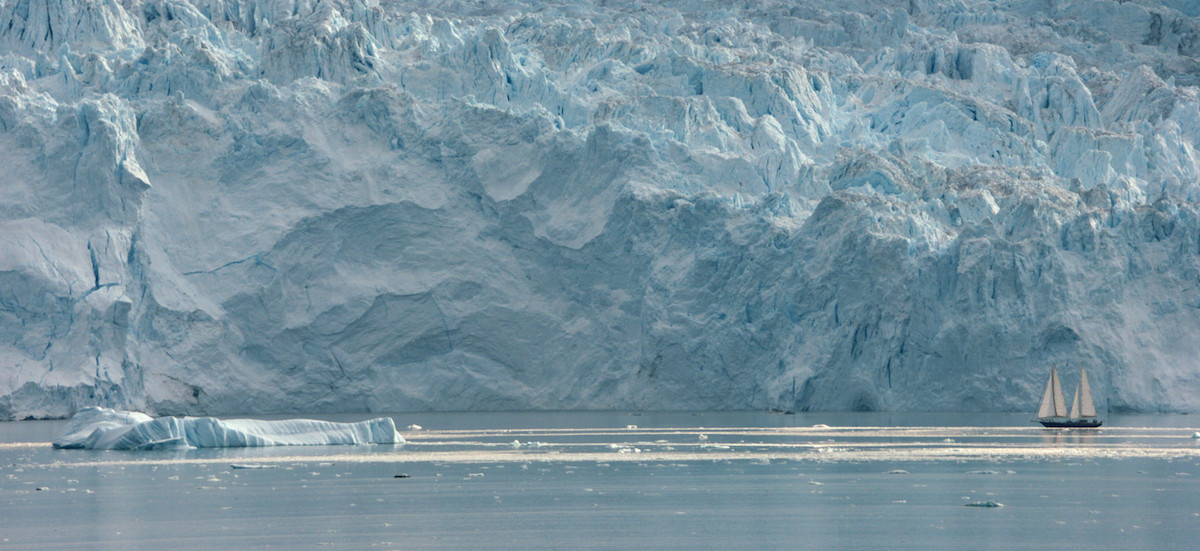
[52,407,402,450]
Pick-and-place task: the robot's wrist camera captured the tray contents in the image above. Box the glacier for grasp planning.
[1,0,1199,419]
[51,406,401,449]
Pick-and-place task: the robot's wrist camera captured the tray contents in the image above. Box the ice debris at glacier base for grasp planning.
[52,407,402,450]
[2,0,1200,419]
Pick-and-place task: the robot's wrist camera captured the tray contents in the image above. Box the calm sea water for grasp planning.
[2,412,1198,550]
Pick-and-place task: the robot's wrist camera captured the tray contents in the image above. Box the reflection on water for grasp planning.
[1038,430,1097,446]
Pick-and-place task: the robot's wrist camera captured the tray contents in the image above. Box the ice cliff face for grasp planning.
[2,0,1200,419]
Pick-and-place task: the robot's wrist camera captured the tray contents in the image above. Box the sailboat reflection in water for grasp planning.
[1034,365,1103,428]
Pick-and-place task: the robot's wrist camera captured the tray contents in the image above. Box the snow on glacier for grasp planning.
[1,0,1200,419]
[52,406,402,449]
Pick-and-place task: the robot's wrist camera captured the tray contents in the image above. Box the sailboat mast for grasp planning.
[1069,381,1081,419]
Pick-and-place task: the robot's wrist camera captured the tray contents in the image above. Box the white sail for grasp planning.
[1051,366,1067,417]
[1079,368,1097,418]
[1037,371,1056,419]
[1069,381,1081,419]
[1037,365,1069,419]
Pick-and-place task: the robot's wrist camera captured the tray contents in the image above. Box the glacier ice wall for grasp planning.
[2,0,1200,419]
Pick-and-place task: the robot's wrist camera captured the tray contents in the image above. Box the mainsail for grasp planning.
[1080,367,1099,417]
[1070,367,1097,418]
[1037,365,1068,419]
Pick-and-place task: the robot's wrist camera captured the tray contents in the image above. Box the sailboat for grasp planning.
[1035,365,1102,428]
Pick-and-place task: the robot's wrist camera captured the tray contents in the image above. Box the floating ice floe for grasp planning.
[52,407,403,450]
[964,501,1005,508]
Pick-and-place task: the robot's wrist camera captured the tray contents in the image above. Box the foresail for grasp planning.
[1079,368,1097,418]
[1069,382,1081,419]
[1037,373,1056,419]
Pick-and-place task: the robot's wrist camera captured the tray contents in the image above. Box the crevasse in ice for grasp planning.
[2,0,1200,418]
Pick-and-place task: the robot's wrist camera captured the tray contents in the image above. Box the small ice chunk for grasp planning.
[885,469,909,475]
[407,424,423,431]
[964,501,1005,508]
[231,464,277,469]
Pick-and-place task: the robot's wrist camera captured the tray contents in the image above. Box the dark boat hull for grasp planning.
[1038,418,1103,428]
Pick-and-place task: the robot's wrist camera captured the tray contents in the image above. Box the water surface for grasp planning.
[2,412,1197,549]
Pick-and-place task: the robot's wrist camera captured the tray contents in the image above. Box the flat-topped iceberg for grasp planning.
[52,407,403,450]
